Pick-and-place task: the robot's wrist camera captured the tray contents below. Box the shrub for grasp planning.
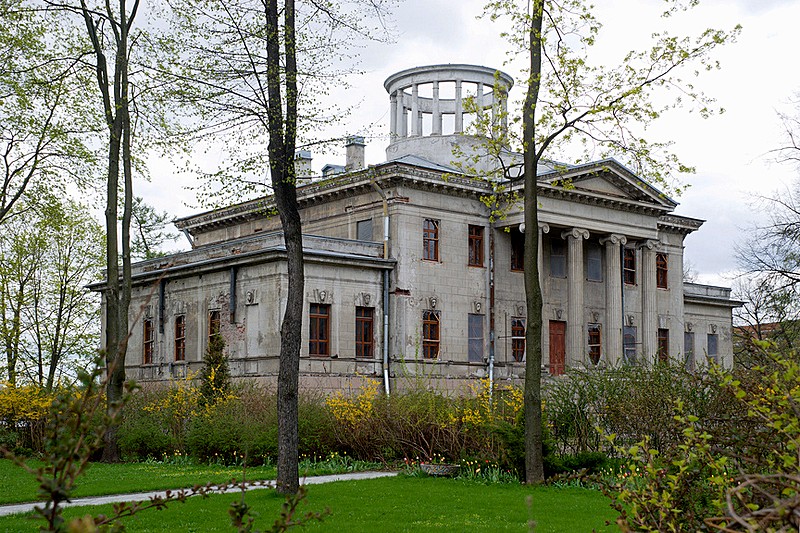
[0,383,57,454]
[199,333,230,405]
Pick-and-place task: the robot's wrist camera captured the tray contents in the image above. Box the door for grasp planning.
[549,320,566,376]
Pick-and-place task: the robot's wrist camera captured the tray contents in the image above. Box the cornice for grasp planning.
[658,214,705,235]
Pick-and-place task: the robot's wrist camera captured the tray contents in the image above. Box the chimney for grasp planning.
[294,150,313,179]
[345,136,366,172]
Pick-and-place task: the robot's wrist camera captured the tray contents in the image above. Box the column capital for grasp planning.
[561,227,589,240]
[539,222,550,234]
[638,239,660,251]
[600,233,627,246]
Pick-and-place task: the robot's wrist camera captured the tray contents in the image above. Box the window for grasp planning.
[623,326,637,364]
[355,306,374,358]
[357,219,373,241]
[707,333,719,364]
[657,328,669,363]
[175,315,186,362]
[550,239,566,278]
[656,253,668,289]
[309,303,330,356]
[587,242,603,282]
[511,318,526,362]
[510,229,524,271]
[468,314,484,362]
[143,318,154,364]
[623,248,636,285]
[588,323,602,365]
[468,225,484,267]
[208,309,221,342]
[684,331,695,372]
[422,310,440,359]
[423,219,439,261]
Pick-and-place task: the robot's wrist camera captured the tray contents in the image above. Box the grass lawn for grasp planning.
[0,458,373,505]
[0,476,618,532]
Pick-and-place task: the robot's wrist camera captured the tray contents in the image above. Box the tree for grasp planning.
[166,0,393,494]
[130,196,180,261]
[483,0,739,483]
[199,333,231,405]
[0,199,102,387]
[0,0,96,225]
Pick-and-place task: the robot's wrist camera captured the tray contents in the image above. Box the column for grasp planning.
[432,81,442,135]
[389,92,397,140]
[640,239,659,362]
[600,234,627,365]
[538,223,550,291]
[455,79,463,133]
[410,84,419,137]
[563,228,589,367]
[477,81,485,120]
[395,89,406,138]
[500,88,508,133]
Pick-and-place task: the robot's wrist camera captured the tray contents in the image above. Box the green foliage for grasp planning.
[199,334,231,405]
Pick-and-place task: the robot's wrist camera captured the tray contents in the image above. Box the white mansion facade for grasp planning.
[99,65,739,392]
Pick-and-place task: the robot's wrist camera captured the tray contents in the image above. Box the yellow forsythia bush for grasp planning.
[325,378,379,428]
[0,383,55,423]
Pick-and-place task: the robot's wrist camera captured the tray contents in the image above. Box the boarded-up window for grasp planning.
[684,331,695,372]
[550,239,566,278]
[357,219,373,241]
[623,326,637,364]
[707,333,718,364]
[468,314,484,362]
[587,242,603,282]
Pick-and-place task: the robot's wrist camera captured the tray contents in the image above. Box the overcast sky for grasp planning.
[140,0,800,288]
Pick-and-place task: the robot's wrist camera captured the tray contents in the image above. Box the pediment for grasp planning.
[538,158,677,210]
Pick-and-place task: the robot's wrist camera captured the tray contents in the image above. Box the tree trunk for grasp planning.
[523,0,545,485]
[266,0,302,495]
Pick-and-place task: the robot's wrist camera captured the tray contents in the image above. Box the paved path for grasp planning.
[0,471,397,517]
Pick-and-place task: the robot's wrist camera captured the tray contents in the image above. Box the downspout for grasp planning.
[181,228,194,248]
[229,266,238,324]
[488,220,496,399]
[370,180,391,396]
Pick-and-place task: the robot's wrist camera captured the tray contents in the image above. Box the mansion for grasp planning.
[97,65,740,392]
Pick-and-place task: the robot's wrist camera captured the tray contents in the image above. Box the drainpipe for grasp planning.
[180,228,194,248]
[488,221,496,399]
[370,180,391,396]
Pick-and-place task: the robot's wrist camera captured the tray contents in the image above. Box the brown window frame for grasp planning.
[656,253,668,289]
[511,318,525,362]
[208,309,221,343]
[423,219,440,261]
[422,310,440,359]
[174,315,186,362]
[623,248,636,285]
[143,318,155,365]
[355,306,374,358]
[309,303,331,356]
[658,328,669,363]
[588,323,602,365]
[510,229,524,271]
[468,225,484,267]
